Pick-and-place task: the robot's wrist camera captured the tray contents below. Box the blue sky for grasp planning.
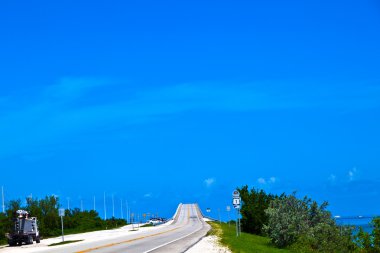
[1,0,380,220]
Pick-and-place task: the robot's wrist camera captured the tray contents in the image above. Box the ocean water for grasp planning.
[336,217,374,234]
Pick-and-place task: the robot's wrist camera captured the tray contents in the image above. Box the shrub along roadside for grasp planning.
[209,221,294,253]
[268,199,380,253]
[263,193,357,252]
[237,186,365,252]
[238,185,277,235]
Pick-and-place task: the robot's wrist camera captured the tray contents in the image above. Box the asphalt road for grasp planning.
[2,203,210,253]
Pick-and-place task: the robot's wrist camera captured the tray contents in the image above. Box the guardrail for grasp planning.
[172,203,183,222]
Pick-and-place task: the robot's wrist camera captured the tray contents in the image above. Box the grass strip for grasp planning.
[48,240,83,246]
[209,222,294,253]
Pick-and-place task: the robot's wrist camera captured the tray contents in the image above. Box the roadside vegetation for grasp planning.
[355,218,380,252]
[209,221,292,253]
[0,196,126,245]
[230,185,380,253]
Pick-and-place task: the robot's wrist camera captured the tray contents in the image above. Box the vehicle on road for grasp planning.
[148,217,167,226]
[5,210,40,246]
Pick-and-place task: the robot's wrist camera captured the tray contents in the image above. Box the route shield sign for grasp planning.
[59,208,65,217]
[232,190,240,198]
[233,197,241,209]
[232,189,241,209]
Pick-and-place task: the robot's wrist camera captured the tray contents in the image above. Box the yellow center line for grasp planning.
[77,206,194,253]
[185,204,192,225]
[76,226,180,253]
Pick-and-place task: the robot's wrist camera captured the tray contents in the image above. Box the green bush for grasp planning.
[290,223,356,253]
[355,217,380,252]
[238,185,277,235]
[263,194,310,247]
[0,212,12,244]
[264,193,355,252]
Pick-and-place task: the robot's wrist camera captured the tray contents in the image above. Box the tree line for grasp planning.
[0,196,126,245]
[238,185,380,252]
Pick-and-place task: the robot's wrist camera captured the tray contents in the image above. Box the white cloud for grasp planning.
[269,177,277,183]
[45,77,109,101]
[258,177,277,185]
[328,174,336,183]
[257,178,266,185]
[348,167,357,181]
[204,178,215,187]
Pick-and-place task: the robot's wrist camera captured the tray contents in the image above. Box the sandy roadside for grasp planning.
[185,234,231,253]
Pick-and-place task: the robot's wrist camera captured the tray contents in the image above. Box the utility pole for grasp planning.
[104,192,107,220]
[58,208,65,242]
[126,200,129,223]
[120,198,123,219]
[112,195,115,217]
[81,199,83,212]
[236,208,239,236]
[226,206,231,227]
[232,190,241,237]
[1,186,5,213]
[93,196,96,211]
[239,208,241,235]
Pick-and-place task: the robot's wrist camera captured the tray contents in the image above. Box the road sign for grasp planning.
[232,190,240,198]
[232,189,242,237]
[233,198,241,209]
[58,208,65,242]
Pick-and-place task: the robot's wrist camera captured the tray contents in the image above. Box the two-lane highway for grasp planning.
[2,203,210,253]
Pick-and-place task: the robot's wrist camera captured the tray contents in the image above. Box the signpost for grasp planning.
[131,213,138,230]
[226,206,231,227]
[59,208,65,242]
[232,190,241,237]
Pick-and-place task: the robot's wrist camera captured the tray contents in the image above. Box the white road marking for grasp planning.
[142,225,204,253]
[143,204,204,253]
